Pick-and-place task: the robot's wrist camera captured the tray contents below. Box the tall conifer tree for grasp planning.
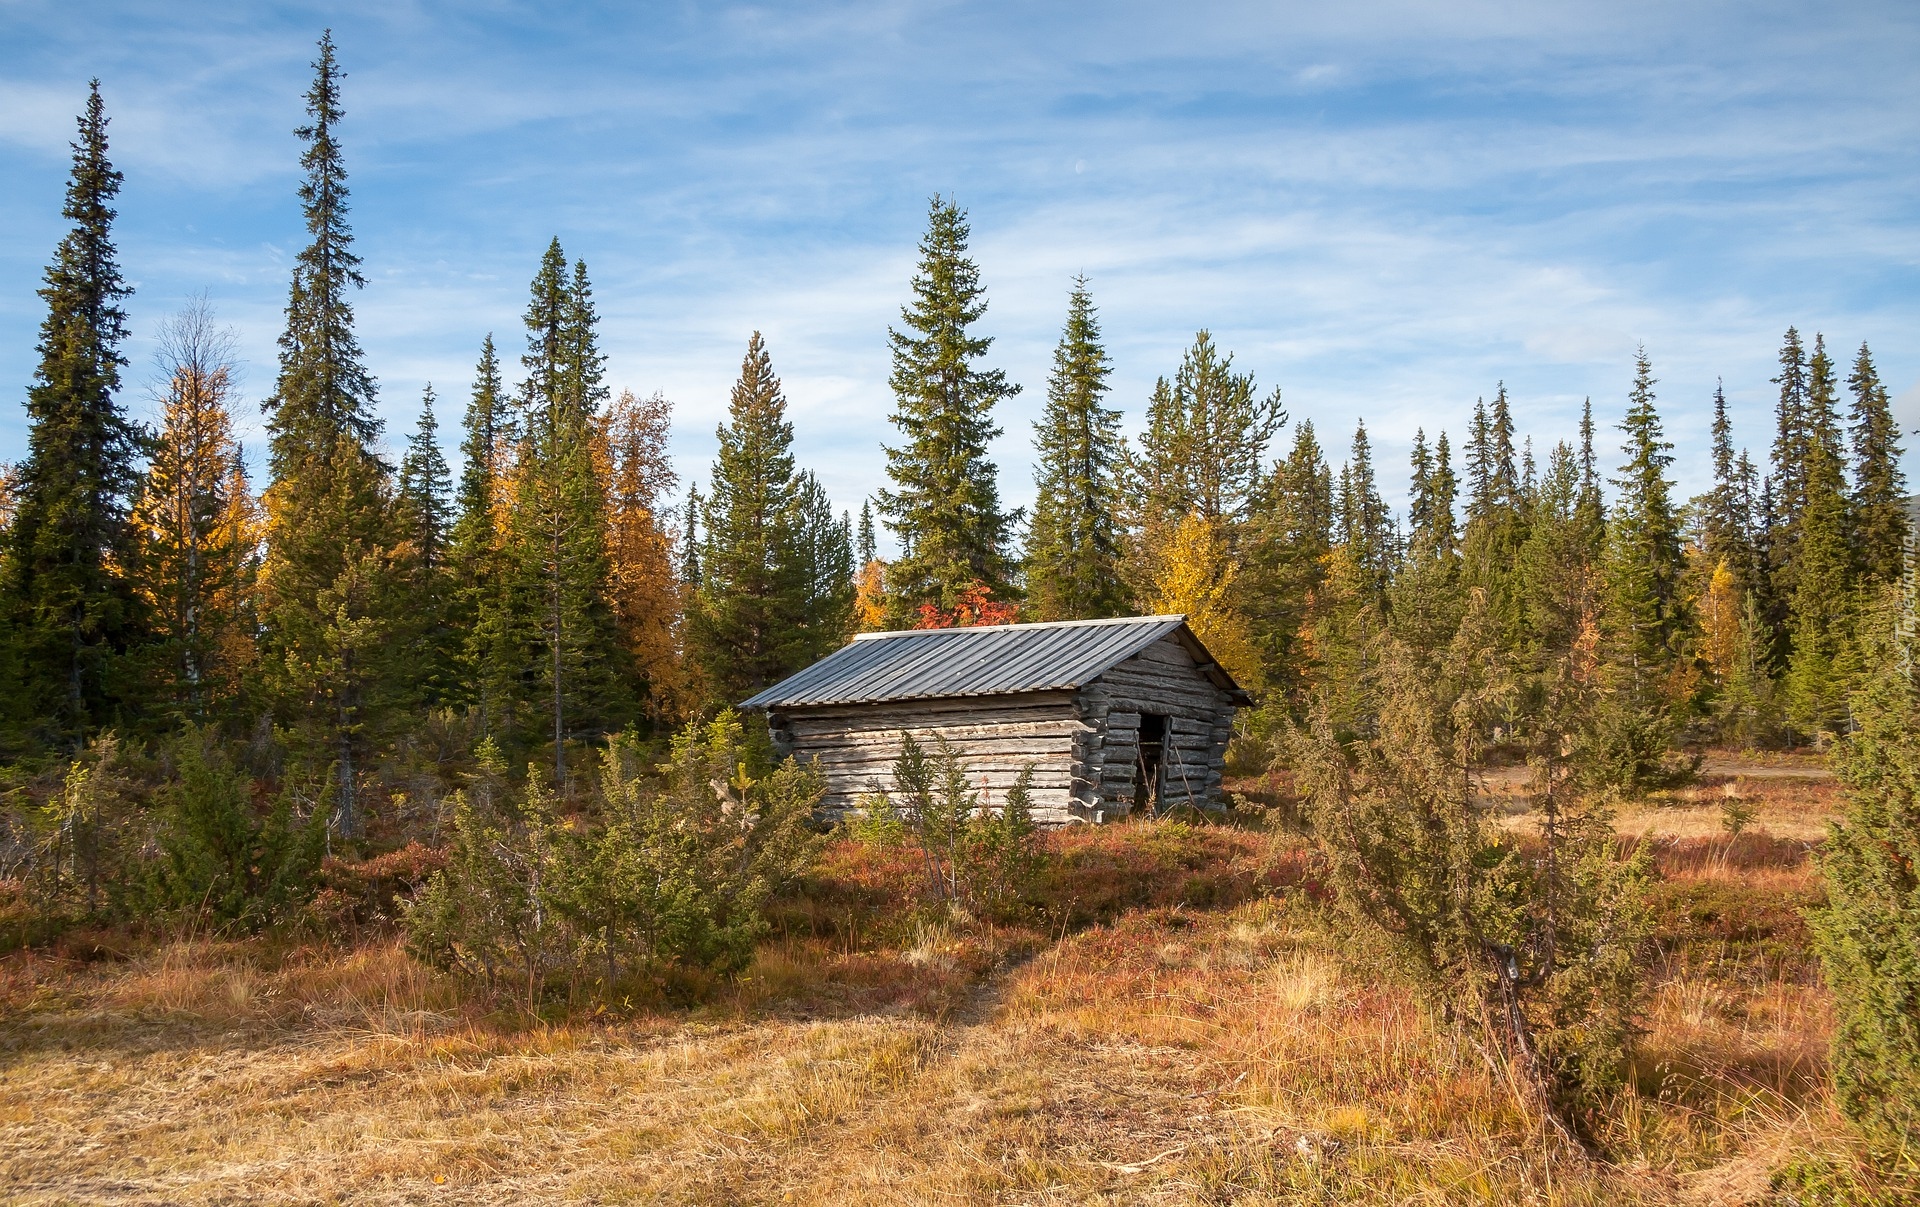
[1847,342,1908,586]
[688,332,812,707]
[5,81,144,746]
[1406,429,1459,564]
[397,386,453,570]
[1391,428,1463,652]
[1461,385,1527,650]
[1026,277,1126,621]
[1336,420,1395,604]
[396,386,457,705]
[1703,381,1759,595]
[1129,331,1283,531]
[877,197,1020,622]
[506,240,622,782]
[259,32,394,832]
[856,500,877,567]
[1576,397,1605,538]
[1768,327,1812,596]
[1783,336,1857,736]
[1603,349,1691,693]
[1513,441,1601,668]
[448,335,518,737]
[793,471,855,661]
[1244,421,1333,704]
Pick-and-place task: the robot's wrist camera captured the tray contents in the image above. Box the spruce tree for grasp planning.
[856,500,877,567]
[1026,276,1126,621]
[258,32,395,833]
[396,385,458,706]
[1576,397,1605,540]
[1703,381,1758,594]
[1783,336,1857,738]
[1602,348,1691,697]
[877,198,1019,623]
[506,240,622,783]
[1244,421,1333,705]
[1514,442,1602,673]
[1769,327,1813,597]
[448,335,518,738]
[4,81,144,747]
[131,300,258,724]
[1392,429,1464,655]
[1461,385,1527,651]
[1847,343,1908,587]
[1406,429,1460,564]
[682,484,702,590]
[1336,420,1395,604]
[397,386,453,570]
[793,471,855,662]
[688,332,812,707]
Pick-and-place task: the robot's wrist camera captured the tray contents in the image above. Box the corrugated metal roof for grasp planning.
[739,614,1249,709]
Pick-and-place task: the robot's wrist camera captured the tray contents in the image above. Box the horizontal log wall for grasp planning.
[1074,635,1236,819]
[771,693,1086,824]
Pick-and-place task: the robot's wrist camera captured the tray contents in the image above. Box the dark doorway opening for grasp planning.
[1134,713,1167,813]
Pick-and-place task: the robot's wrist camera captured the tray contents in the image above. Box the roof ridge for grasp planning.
[850,613,1186,641]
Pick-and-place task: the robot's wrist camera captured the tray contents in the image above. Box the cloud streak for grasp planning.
[0,0,1915,526]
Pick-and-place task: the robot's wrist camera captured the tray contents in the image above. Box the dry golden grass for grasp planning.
[0,756,1855,1205]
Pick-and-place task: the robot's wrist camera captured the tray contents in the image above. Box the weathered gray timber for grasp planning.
[739,615,1250,825]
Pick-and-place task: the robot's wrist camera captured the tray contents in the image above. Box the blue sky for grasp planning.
[3,1,1917,542]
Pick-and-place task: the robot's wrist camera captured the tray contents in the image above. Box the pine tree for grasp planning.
[506,240,622,783]
[1026,277,1126,621]
[688,332,812,707]
[131,299,258,724]
[600,389,683,727]
[258,33,395,833]
[1128,330,1284,531]
[4,80,144,747]
[1602,348,1692,701]
[877,197,1019,623]
[1847,343,1908,587]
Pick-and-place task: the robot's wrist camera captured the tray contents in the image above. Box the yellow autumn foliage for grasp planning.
[1143,513,1265,692]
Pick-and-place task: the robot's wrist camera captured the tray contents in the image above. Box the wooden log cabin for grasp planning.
[738,615,1251,826]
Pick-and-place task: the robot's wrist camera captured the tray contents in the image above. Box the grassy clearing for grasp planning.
[0,757,1854,1204]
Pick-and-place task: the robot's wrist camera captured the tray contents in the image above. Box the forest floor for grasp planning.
[0,753,1854,1205]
